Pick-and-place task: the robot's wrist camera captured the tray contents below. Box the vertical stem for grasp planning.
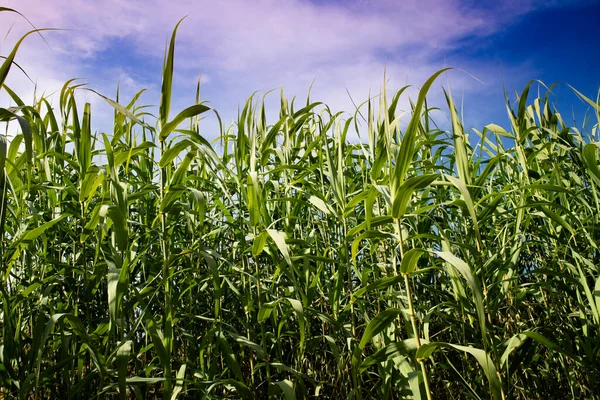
[396,219,432,400]
[251,224,270,387]
[343,219,356,338]
[159,140,172,396]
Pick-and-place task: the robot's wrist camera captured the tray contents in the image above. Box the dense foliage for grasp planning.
[1,10,600,399]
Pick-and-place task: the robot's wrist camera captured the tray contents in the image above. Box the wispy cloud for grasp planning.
[0,0,593,138]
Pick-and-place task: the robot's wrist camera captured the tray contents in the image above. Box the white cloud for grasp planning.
[1,0,583,140]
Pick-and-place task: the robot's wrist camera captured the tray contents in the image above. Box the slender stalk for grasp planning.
[397,219,433,400]
[159,139,173,397]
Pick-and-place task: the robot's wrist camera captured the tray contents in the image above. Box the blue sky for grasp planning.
[1,0,599,141]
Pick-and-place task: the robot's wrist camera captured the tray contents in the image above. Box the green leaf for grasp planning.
[21,214,68,244]
[446,175,480,242]
[0,135,7,242]
[159,139,193,168]
[100,205,129,252]
[159,17,187,128]
[159,104,211,141]
[351,230,396,271]
[87,89,149,128]
[217,379,252,400]
[79,168,104,204]
[272,379,295,400]
[538,205,574,235]
[81,204,101,243]
[117,340,132,400]
[170,363,186,400]
[252,230,269,257]
[230,333,265,359]
[417,342,502,400]
[445,88,471,185]
[267,229,293,267]
[216,331,244,381]
[349,275,404,309]
[247,171,261,228]
[146,317,170,373]
[501,330,575,367]
[258,299,282,323]
[360,339,419,373]
[1,29,51,90]
[286,298,305,351]
[394,68,450,185]
[359,308,403,350]
[392,174,439,219]
[400,248,427,275]
[308,195,332,215]
[582,143,600,187]
[435,251,486,341]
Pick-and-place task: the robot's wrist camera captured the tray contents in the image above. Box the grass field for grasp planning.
[1,8,600,399]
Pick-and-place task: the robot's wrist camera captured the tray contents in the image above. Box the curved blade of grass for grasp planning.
[417,342,502,400]
[400,248,428,275]
[159,17,187,128]
[159,104,210,141]
[359,308,403,350]
[394,68,450,185]
[434,251,486,342]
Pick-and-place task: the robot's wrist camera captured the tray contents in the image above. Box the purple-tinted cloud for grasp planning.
[0,0,593,139]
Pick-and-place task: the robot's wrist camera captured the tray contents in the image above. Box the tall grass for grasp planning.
[1,11,600,399]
